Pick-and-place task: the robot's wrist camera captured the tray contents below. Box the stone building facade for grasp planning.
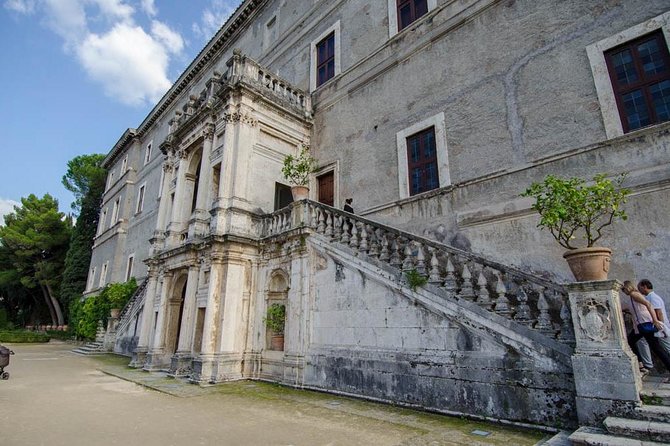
[86,0,670,429]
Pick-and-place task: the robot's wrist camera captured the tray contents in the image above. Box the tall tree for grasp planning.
[0,194,72,326]
[60,154,106,319]
[62,154,107,212]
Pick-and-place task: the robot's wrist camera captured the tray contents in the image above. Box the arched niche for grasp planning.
[265,269,288,351]
[165,271,188,355]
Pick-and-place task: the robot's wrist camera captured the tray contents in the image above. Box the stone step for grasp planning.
[604,417,670,443]
[641,387,670,406]
[568,426,667,445]
[536,430,571,445]
[634,404,670,423]
[72,342,105,355]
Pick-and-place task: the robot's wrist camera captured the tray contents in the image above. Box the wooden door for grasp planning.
[317,172,334,206]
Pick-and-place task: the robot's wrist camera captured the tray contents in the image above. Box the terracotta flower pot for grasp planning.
[291,186,309,201]
[270,334,285,351]
[563,247,612,282]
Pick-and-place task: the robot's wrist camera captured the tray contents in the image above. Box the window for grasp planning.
[106,171,114,191]
[396,112,450,199]
[388,0,436,37]
[121,155,128,174]
[99,262,108,287]
[110,197,120,227]
[125,255,134,281]
[586,11,670,139]
[604,31,670,133]
[316,33,335,87]
[397,0,428,31]
[310,21,340,91]
[136,184,146,214]
[98,208,108,235]
[87,267,96,291]
[144,142,153,165]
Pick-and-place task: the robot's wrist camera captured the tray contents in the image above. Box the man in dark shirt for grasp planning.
[343,198,354,213]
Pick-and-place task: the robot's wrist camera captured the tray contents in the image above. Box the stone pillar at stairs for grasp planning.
[568,280,642,426]
[170,265,200,376]
[145,271,174,371]
[130,266,159,368]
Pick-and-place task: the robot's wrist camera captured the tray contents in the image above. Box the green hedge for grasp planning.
[69,278,137,341]
[0,330,51,343]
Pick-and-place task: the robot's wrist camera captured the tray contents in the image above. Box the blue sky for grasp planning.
[0,0,240,221]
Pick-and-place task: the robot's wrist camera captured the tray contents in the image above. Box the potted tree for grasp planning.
[522,173,629,281]
[282,146,316,200]
[265,303,286,351]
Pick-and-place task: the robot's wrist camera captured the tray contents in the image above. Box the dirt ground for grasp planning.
[0,342,547,446]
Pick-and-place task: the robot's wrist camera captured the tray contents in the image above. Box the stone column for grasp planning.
[167,152,190,246]
[170,265,200,376]
[145,271,174,371]
[568,280,641,426]
[192,257,224,383]
[130,267,159,368]
[189,124,215,237]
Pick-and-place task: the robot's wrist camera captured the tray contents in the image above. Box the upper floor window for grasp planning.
[121,154,128,174]
[125,255,135,281]
[316,32,335,88]
[99,262,108,287]
[310,21,341,91]
[110,197,120,227]
[144,142,153,165]
[136,184,146,214]
[97,207,108,235]
[407,127,438,195]
[397,0,428,31]
[605,31,670,133]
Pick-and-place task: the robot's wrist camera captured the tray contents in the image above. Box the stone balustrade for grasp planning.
[115,279,149,336]
[261,200,574,343]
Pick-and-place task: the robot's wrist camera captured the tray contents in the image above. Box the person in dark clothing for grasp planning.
[343,198,354,213]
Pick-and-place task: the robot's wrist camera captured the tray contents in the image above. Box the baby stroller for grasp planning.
[0,345,14,380]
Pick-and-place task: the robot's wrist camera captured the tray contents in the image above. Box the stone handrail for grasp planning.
[261,200,574,343]
[116,279,148,336]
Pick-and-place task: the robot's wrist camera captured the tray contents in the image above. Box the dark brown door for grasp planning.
[317,172,334,206]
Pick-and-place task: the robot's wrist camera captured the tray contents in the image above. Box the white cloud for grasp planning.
[140,0,155,16]
[3,0,36,14]
[0,198,20,226]
[151,20,183,54]
[192,0,237,41]
[77,23,173,105]
[6,0,184,107]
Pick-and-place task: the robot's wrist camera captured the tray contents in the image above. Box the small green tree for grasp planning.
[264,303,286,334]
[521,174,630,249]
[281,146,317,186]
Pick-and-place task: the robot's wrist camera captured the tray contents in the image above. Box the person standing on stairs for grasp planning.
[621,281,670,376]
[638,280,670,365]
[343,198,354,214]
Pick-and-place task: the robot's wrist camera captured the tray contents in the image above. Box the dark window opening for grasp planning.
[274,183,293,211]
[316,32,335,87]
[407,127,438,196]
[605,30,670,133]
[397,0,428,31]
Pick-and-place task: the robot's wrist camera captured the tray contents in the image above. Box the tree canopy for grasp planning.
[62,154,107,212]
[0,194,72,326]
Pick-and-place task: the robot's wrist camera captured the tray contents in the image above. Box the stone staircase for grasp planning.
[71,340,105,355]
[115,279,148,337]
[569,376,670,445]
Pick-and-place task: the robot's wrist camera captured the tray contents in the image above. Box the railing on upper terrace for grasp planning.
[261,200,574,344]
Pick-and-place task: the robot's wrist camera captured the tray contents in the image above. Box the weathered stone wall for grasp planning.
[302,241,576,427]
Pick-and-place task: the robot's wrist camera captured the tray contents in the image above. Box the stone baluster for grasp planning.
[558,296,575,344]
[534,288,554,335]
[325,211,333,237]
[401,240,414,272]
[494,273,512,316]
[443,256,458,294]
[514,285,533,326]
[310,205,318,229]
[359,224,369,254]
[333,214,342,240]
[349,220,359,250]
[389,237,401,268]
[341,218,350,244]
[368,227,379,258]
[379,233,390,262]
[414,244,426,275]
[428,249,442,284]
[460,262,475,301]
[317,209,325,234]
[476,269,493,310]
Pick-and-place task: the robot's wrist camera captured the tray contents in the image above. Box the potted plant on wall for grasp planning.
[521,173,630,281]
[265,303,286,351]
[282,145,316,200]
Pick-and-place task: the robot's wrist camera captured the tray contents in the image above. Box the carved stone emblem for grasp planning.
[578,299,611,342]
